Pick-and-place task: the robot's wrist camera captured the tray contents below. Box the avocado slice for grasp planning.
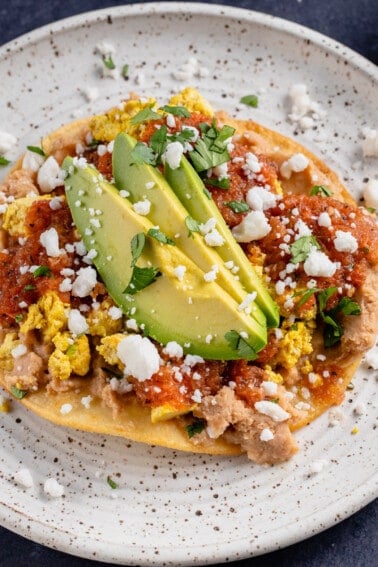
[164,157,280,327]
[62,157,267,360]
[112,132,266,327]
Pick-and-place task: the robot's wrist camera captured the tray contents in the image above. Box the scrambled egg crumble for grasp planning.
[0,333,20,372]
[21,292,68,342]
[91,97,156,142]
[87,299,123,337]
[97,333,126,369]
[273,322,313,369]
[49,332,90,380]
[168,87,214,116]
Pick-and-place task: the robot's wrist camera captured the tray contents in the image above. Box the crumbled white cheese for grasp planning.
[163,341,184,359]
[288,84,326,128]
[184,354,205,367]
[163,141,184,170]
[0,131,17,154]
[199,217,217,235]
[11,344,27,358]
[71,266,97,297]
[43,478,65,498]
[80,86,99,102]
[81,395,93,409]
[22,149,45,171]
[68,309,89,335]
[262,381,278,396]
[204,228,225,247]
[303,248,337,277]
[117,334,160,381]
[318,211,332,228]
[109,376,133,393]
[37,156,63,193]
[39,227,63,257]
[126,318,139,332]
[203,269,217,282]
[308,459,328,475]
[212,162,228,180]
[238,292,257,313]
[191,389,202,403]
[232,210,271,242]
[259,428,274,442]
[173,265,186,281]
[334,230,358,253]
[108,306,123,320]
[363,179,378,210]
[246,186,279,211]
[362,128,378,157]
[14,468,34,489]
[171,57,209,82]
[60,403,73,415]
[133,199,151,216]
[328,407,345,426]
[254,400,290,422]
[280,153,309,179]
[243,152,261,177]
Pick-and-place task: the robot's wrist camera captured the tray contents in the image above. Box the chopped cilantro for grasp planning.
[121,64,129,79]
[147,228,176,245]
[24,284,36,291]
[26,145,46,157]
[203,187,212,200]
[189,120,235,173]
[124,233,161,295]
[32,265,51,278]
[103,55,116,70]
[186,418,206,438]
[224,330,257,360]
[310,185,333,197]
[205,177,230,190]
[295,287,319,307]
[0,156,11,166]
[15,314,23,324]
[11,386,27,399]
[106,476,118,489]
[185,215,200,237]
[316,287,361,347]
[130,106,161,126]
[66,344,77,357]
[290,235,320,263]
[225,200,249,213]
[240,94,259,108]
[159,105,191,118]
[149,125,168,163]
[130,142,157,166]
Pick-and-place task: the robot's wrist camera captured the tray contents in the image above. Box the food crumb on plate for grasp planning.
[44,477,65,498]
[14,468,34,489]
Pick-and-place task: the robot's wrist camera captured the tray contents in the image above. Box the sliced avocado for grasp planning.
[164,157,280,327]
[63,157,267,360]
[112,132,265,327]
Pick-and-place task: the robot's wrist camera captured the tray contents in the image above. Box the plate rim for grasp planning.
[0,2,377,564]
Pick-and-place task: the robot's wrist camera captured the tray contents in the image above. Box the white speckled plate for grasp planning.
[0,3,377,565]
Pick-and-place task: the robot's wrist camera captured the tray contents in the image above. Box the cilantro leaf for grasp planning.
[107,476,118,489]
[11,386,27,399]
[121,64,129,79]
[26,145,46,157]
[147,228,176,245]
[130,106,161,125]
[189,121,235,172]
[130,233,146,267]
[205,177,230,190]
[224,330,258,360]
[185,215,200,237]
[186,418,206,438]
[149,125,168,163]
[32,265,52,278]
[317,287,338,313]
[130,142,157,166]
[124,266,161,295]
[290,235,320,263]
[0,156,11,166]
[159,105,191,118]
[240,94,259,108]
[225,200,249,213]
[310,185,333,197]
[103,55,116,70]
[295,287,319,308]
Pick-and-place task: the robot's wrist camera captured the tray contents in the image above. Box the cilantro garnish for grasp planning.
[290,235,320,263]
[224,330,257,360]
[225,200,249,213]
[147,228,176,245]
[203,187,212,200]
[159,105,191,118]
[205,177,230,190]
[26,145,46,157]
[124,233,161,295]
[186,418,206,438]
[24,284,36,291]
[103,55,116,70]
[106,476,118,489]
[295,287,319,308]
[310,185,333,197]
[11,386,27,399]
[130,106,161,125]
[66,344,77,357]
[240,94,259,108]
[32,265,51,278]
[15,314,23,324]
[0,156,11,167]
[130,142,157,166]
[185,215,200,237]
[121,64,129,79]
[189,121,235,173]
[149,125,168,163]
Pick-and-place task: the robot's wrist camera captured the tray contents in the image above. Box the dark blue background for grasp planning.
[0,1,377,566]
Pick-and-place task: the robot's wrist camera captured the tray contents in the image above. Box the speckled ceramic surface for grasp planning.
[0,3,377,565]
